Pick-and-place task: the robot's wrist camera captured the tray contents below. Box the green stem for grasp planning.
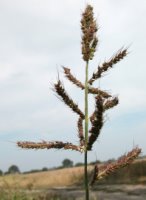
[84,61,89,200]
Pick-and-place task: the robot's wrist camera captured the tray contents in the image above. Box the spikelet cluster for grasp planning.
[63,67,84,90]
[63,66,111,98]
[91,147,141,185]
[77,117,85,146]
[89,49,128,85]
[17,141,84,152]
[87,96,104,150]
[54,80,85,119]
[88,86,111,98]
[81,5,98,61]
[103,97,119,111]
[90,165,99,185]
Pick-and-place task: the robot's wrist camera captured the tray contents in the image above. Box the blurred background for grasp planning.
[0,0,146,173]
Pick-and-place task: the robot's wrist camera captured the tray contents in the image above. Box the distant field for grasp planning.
[0,158,146,190]
[0,166,91,189]
[0,161,146,200]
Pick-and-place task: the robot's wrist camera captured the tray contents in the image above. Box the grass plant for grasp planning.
[17,4,141,200]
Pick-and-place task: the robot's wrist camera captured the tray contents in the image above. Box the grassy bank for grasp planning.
[0,160,146,191]
[0,166,87,190]
[0,160,146,199]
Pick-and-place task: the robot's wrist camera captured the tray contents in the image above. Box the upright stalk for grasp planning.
[16,5,142,200]
[84,61,89,200]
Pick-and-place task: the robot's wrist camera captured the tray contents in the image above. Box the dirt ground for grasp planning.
[35,184,146,200]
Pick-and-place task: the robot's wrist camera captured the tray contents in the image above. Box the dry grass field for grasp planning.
[0,166,93,190]
[1,158,146,190]
[0,163,146,200]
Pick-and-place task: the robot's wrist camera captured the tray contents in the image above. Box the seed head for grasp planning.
[96,147,141,181]
[81,5,98,61]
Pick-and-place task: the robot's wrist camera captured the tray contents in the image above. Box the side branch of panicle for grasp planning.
[90,97,118,122]
[81,5,98,61]
[63,67,111,98]
[17,141,84,152]
[54,80,85,119]
[90,147,141,185]
[87,96,104,150]
[77,117,85,146]
[88,48,128,85]
[63,67,84,90]
[88,86,111,98]
[103,97,119,111]
[90,165,99,186]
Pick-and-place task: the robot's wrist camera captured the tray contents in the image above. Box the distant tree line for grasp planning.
[0,159,77,175]
[0,165,20,176]
[1,156,146,180]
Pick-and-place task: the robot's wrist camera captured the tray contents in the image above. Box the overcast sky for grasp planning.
[0,0,146,172]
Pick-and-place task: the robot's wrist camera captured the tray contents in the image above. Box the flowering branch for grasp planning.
[90,147,141,185]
